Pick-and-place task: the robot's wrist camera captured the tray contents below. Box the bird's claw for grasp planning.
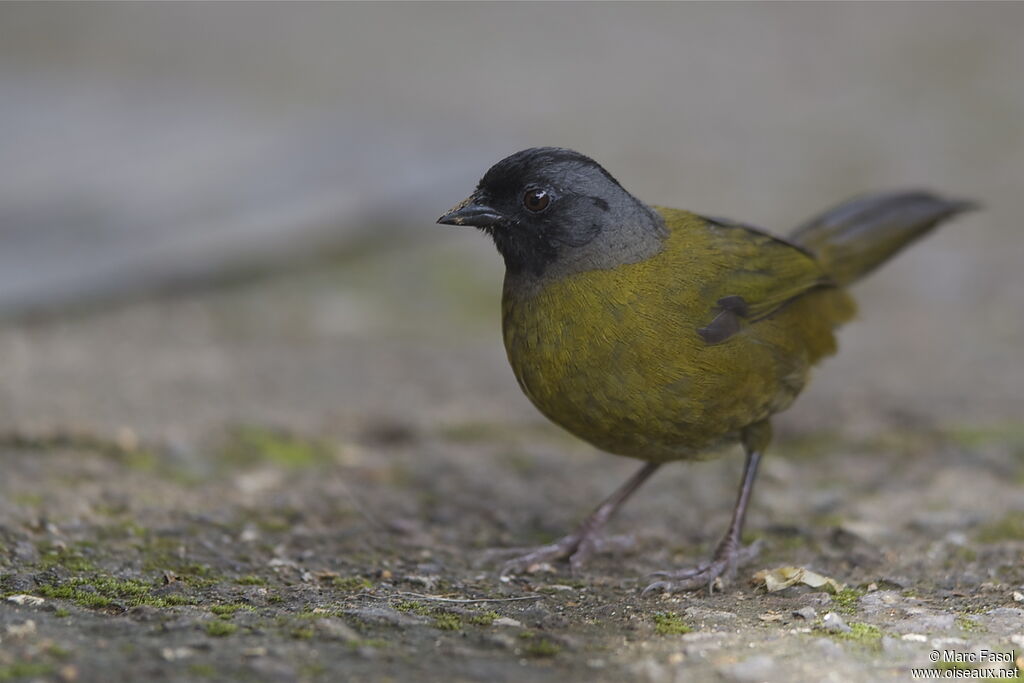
[642,539,762,595]
[496,533,636,577]
[498,534,582,577]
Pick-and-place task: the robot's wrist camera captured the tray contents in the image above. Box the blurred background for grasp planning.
[0,2,1021,444]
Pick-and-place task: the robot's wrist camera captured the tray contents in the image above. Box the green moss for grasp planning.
[236,574,267,586]
[523,638,561,658]
[205,620,238,637]
[332,576,372,591]
[210,603,253,617]
[433,613,461,631]
[832,588,864,614]
[949,546,978,564]
[299,663,327,679]
[395,600,430,616]
[46,644,71,659]
[222,426,333,470]
[946,422,1024,450]
[467,610,500,626]
[54,608,71,618]
[290,625,316,639]
[652,611,692,635]
[11,493,43,507]
[36,544,97,573]
[976,512,1024,543]
[832,622,883,647]
[187,663,218,678]
[0,662,55,681]
[955,615,984,632]
[34,575,197,610]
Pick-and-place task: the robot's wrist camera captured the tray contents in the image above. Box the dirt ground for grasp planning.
[1,234,1022,683]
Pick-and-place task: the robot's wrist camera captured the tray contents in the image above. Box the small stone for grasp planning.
[1012,592,1023,603]
[2,574,36,593]
[243,647,267,657]
[492,617,522,628]
[793,606,817,621]
[6,594,45,606]
[902,633,928,642]
[821,612,851,634]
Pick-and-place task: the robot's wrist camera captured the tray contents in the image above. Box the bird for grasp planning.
[437,147,975,593]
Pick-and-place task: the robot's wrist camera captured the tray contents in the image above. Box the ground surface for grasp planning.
[1,237,1022,683]
[1,7,1023,679]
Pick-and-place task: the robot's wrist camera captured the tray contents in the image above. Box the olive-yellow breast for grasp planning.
[501,208,855,462]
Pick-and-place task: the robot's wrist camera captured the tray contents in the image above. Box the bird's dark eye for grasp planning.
[522,188,550,213]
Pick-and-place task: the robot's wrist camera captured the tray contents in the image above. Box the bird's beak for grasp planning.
[437,194,504,228]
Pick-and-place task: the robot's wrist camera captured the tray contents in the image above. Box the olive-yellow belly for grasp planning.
[500,219,855,462]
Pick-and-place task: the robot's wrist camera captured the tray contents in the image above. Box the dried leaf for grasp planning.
[752,566,844,593]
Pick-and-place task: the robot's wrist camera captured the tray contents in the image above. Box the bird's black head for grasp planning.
[438,147,663,276]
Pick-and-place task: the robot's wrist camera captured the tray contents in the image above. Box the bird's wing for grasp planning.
[694,215,835,344]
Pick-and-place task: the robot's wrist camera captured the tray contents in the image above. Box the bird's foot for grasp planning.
[642,539,762,595]
[493,532,635,576]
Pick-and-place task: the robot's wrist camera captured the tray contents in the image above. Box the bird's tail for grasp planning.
[789,191,977,286]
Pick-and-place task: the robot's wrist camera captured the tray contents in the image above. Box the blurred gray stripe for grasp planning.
[0,75,486,317]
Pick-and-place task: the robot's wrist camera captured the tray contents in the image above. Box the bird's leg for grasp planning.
[499,462,661,576]
[643,448,763,594]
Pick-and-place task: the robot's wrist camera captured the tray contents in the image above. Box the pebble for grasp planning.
[793,606,817,621]
[2,574,36,592]
[492,617,522,628]
[6,594,45,606]
[821,612,851,634]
